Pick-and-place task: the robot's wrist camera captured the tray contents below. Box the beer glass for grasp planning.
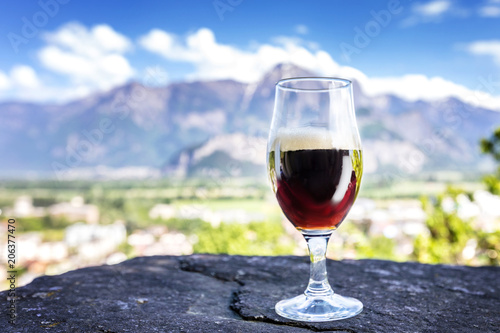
[267,77,363,321]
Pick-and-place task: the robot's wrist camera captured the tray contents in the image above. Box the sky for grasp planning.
[1,0,500,110]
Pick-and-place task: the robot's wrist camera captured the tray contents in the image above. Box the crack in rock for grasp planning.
[178,257,245,286]
[230,290,358,333]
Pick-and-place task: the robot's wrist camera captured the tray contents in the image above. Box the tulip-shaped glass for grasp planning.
[267,77,363,322]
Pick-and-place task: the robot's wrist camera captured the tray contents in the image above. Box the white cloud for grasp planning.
[0,71,11,90]
[11,65,41,88]
[360,74,499,106]
[294,24,309,35]
[401,0,468,27]
[271,36,320,52]
[0,65,41,91]
[356,73,500,112]
[0,23,136,103]
[353,72,500,111]
[413,0,451,16]
[0,65,42,99]
[139,27,500,111]
[0,64,94,102]
[139,28,345,83]
[38,22,134,90]
[478,6,500,17]
[466,40,500,65]
[45,23,130,56]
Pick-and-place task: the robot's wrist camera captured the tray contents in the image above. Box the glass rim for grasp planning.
[276,77,352,92]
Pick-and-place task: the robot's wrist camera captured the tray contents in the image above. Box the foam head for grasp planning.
[274,127,354,151]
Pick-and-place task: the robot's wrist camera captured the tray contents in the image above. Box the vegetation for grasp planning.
[480,126,500,194]
[18,215,72,232]
[194,220,295,255]
[413,186,499,266]
[414,187,474,264]
[411,128,500,266]
[327,222,399,261]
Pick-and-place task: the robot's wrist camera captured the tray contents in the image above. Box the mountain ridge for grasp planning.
[1,63,498,179]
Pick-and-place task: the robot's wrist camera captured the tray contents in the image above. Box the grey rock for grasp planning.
[1,255,499,332]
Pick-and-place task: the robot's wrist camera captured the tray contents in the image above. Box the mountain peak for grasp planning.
[260,63,316,85]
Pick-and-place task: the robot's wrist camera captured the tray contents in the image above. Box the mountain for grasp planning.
[1,64,499,179]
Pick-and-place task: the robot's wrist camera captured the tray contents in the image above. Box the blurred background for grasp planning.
[1,0,500,290]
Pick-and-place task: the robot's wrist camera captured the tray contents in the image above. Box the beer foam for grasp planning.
[275,127,353,151]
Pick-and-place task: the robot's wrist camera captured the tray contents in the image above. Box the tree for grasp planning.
[480,127,500,194]
[413,186,500,266]
[413,187,475,265]
[193,221,295,255]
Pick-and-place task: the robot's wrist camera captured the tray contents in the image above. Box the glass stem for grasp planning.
[304,234,334,298]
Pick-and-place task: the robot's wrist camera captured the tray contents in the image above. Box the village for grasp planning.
[2,188,499,290]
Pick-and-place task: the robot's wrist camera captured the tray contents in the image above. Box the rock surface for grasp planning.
[2,255,499,333]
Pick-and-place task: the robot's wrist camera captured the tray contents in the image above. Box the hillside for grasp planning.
[1,64,498,179]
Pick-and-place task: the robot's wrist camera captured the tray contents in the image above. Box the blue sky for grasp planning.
[1,0,499,109]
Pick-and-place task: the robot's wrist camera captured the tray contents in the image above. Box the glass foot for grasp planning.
[275,293,363,322]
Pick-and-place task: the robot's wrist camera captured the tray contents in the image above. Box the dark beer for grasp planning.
[268,148,362,231]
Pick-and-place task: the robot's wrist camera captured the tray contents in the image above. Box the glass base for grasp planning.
[275,293,363,322]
